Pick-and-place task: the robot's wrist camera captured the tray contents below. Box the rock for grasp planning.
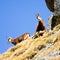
[45,0,60,15]
[48,14,60,30]
[45,0,54,12]
[45,0,60,30]
[48,14,54,30]
[54,0,60,15]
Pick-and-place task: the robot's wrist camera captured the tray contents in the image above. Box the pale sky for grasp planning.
[0,0,52,53]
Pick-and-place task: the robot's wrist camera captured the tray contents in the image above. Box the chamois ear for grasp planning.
[36,13,39,19]
[8,37,13,44]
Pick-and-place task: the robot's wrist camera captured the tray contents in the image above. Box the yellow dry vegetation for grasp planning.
[0,24,60,60]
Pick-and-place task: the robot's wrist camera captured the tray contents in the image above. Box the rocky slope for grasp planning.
[0,24,60,60]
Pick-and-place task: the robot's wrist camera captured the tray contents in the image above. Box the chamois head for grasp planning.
[36,13,42,21]
[8,37,13,43]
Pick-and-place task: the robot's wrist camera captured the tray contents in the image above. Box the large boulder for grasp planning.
[45,0,60,15]
[45,0,54,12]
[48,14,60,30]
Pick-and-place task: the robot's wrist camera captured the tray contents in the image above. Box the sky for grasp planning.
[0,0,52,54]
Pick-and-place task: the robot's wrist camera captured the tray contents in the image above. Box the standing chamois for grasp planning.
[36,13,45,32]
[34,13,46,38]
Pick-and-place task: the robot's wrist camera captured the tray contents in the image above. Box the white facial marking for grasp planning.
[38,16,42,21]
[8,38,12,42]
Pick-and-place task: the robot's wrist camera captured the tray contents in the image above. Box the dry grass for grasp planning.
[0,24,60,60]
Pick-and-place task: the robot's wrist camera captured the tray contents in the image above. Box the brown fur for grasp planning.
[33,14,46,38]
[35,14,46,37]
[8,33,30,45]
[36,14,45,32]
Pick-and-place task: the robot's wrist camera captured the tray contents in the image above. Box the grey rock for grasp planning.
[48,14,54,31]
[45,0,60,15]
[54,0,60,15]
[48,14,56,30]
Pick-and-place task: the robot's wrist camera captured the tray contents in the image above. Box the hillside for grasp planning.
[0,24,60,60]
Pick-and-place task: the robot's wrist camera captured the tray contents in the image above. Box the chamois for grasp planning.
[35,13,46,37]
[36,13,45,32]
[8,33,30,45]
